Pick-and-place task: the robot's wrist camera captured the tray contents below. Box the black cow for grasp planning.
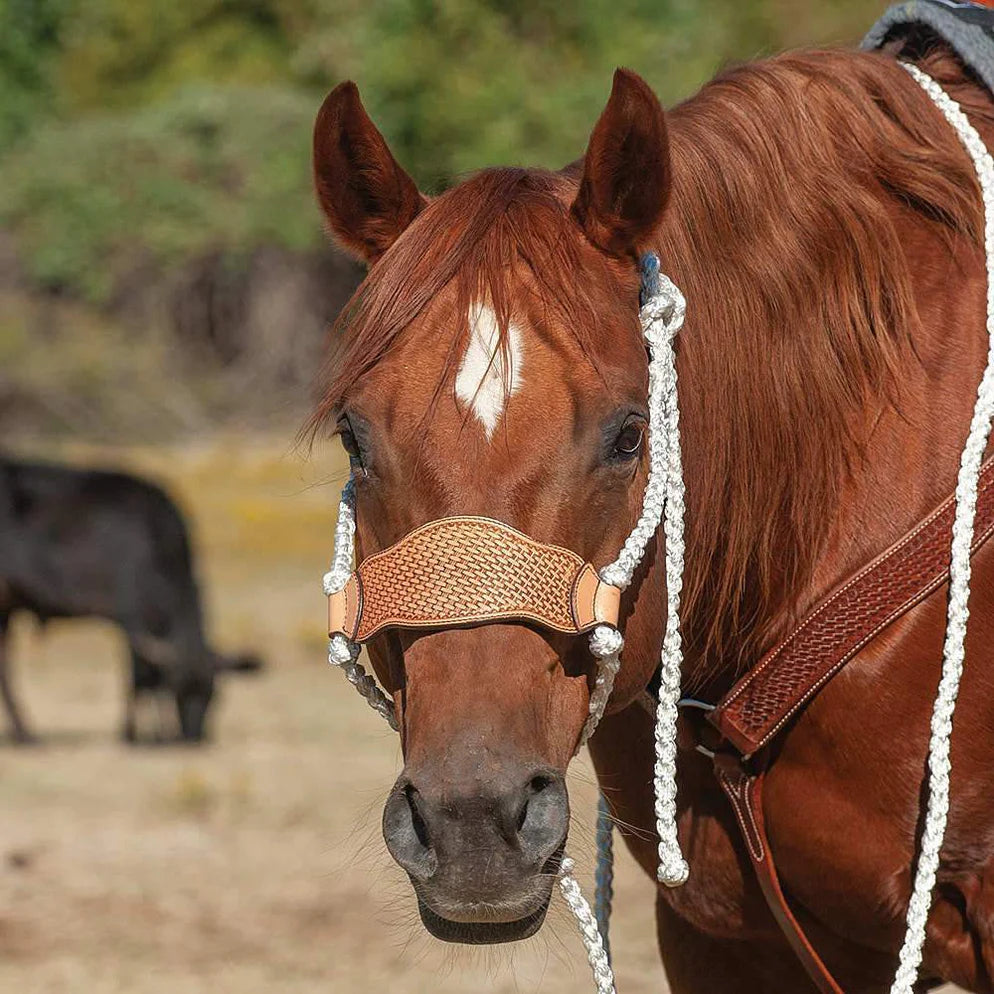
[0,456,261,743]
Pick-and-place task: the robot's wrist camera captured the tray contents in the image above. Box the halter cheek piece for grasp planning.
[323,63,994,994]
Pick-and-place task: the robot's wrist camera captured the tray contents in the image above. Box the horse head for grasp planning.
[311,70,669,943]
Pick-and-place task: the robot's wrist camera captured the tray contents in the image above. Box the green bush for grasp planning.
[0,0,877,300]
[0,85,320,300]
[0,0,66,148]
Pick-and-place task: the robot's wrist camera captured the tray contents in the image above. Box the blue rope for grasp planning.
[594,792,614,963]
[639,251,661,306]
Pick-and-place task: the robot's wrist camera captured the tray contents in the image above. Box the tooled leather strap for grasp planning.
[711,454,994,757]
[715,759,844,994]
[327,516,621,642]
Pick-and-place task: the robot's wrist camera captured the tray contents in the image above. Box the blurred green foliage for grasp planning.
[0,0,66,148]
[0,0,876,300]
[2,86,317,299]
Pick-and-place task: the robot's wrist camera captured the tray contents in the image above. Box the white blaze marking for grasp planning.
[454,302,523,440]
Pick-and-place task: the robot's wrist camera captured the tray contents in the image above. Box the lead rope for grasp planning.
[888,63,994,994]
[594,792,615,960]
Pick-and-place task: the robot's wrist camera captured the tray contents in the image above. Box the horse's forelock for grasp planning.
[307,167,624,439]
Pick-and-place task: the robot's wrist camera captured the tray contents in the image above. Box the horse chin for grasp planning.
[416,895,551,944]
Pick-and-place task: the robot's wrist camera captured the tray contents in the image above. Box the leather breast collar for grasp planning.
[681,455,994,992]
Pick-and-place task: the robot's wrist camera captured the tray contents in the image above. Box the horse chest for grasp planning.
[759,577,994,975]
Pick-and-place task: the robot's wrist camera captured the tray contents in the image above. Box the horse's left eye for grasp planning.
[614,421,645,458]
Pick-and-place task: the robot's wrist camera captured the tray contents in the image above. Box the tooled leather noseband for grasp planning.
[328,516,621,642]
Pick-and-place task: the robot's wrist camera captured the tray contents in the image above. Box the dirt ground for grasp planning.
[0,436,964,994]
[0,436,670,994]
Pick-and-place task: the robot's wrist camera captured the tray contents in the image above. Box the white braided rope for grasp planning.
[580,625,624,745]
[323,482,398,731]
[649,281,691,887]
[557,856,616,994]
[599,273,690,887]
[598,274,684,591]
[579,269,689,888]
[888,63,994,994]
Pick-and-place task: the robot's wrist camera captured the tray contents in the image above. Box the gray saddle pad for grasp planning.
[863,0,994,95]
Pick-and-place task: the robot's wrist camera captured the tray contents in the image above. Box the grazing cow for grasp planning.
[0,456,261,743]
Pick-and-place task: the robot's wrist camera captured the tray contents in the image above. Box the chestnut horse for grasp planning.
[311,38,994,994]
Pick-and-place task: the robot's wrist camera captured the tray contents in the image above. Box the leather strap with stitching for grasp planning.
[700,455,994,993]
[710,454,994,757]
[714,758,844,994]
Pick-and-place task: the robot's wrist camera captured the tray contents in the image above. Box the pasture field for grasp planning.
[0,436,668,994]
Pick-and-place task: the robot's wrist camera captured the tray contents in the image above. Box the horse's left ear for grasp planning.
[571,69,670,257]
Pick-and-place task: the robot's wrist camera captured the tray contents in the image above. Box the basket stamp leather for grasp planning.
[711,453,994,757]
[328,515,622,642]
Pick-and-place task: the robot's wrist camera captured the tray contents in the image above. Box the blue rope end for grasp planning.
[639,252,661,308]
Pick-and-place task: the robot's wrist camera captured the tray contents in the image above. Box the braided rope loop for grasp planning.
[888,63,994,994]
[633,275,691,888]
[580,626,624,745]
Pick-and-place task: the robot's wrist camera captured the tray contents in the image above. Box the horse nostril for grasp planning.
[528,773,556,793]
[516,771,569,865]
[516,774,554,831]
[383,780,438,882]
[405,783,432,850]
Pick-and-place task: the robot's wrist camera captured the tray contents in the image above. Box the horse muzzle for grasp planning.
[382,765,569,943]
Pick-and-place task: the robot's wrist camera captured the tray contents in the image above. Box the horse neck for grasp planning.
[650,48,990,689]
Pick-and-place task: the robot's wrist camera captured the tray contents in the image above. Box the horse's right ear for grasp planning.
[313,82,427,263]
[571,69,670,257]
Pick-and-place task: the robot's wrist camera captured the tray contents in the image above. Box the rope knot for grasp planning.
[327,634,358,667]
[589,625,624,658]
[639,275,685,347]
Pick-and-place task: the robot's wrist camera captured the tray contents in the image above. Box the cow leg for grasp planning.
[656,893,820,994]
[123,643,164,744]
[0,613,33,744]
[121,648,138,743]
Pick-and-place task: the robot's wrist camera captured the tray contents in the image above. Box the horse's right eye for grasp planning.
[337,416,365,472]
[614,422,645,458]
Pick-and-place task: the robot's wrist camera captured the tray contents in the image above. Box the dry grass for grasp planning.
[0,435,667,994]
